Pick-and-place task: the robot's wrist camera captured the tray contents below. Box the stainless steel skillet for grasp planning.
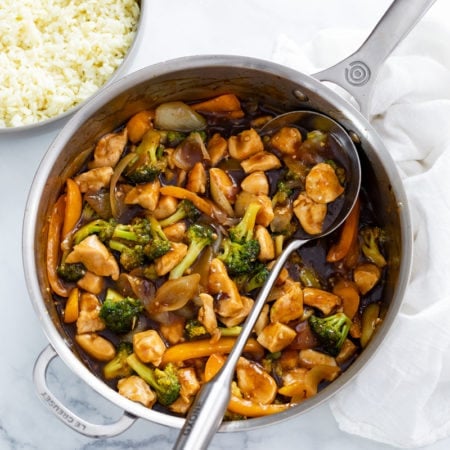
[23,0,433,440]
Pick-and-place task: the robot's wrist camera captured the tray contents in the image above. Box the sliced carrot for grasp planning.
[46,195,70,297]
[160,185,213,217]
[62,178,82,239]
[161,337,264,365]
[326,197,360,262]
[64,287,80,323]
[332,278,360,320]
[191,94,244,119]
[126,110,154,143]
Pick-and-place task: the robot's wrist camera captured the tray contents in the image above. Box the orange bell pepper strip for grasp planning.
[64,287,80,323]
[62,178,82,239]
[159,185,214,217]
[326,197,360,262]
[46,195,70,297]
[204,354,291,417]
[160,337,264,365]
[126,110,154,144]
[191,94,244,119]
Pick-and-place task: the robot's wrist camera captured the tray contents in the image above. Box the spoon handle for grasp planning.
[173,239,305,450]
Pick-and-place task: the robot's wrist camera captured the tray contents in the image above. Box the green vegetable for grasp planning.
[72,218,117,245]
[144,216,171,261]
[219,202,261,276]
[99,289,143,334]
[360,226,387,268]
[125,129,167,184]
[127,353,181,406]
[103,342,134,380]
[308,312,352,356]
[159,199,200,228]
[169,223,215,279]
[184,319,242,341]
[56,261,86,282]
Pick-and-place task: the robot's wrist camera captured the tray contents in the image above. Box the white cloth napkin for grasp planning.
[272,4,450,448]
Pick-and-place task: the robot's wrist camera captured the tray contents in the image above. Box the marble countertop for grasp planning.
[2,1,449,449]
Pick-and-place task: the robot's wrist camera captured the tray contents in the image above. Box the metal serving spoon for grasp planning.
[173,111,361,450]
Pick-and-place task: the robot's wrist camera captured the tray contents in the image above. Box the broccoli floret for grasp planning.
[219,203,261,276]
[127,353,180,406]
[233,263,269,293]
[125,130,167,184]
[109,239,145,271]
[112,218,151,244]
[144,216,171,261]
[272,180,293,207]
[360,226,387,268]
[99,289,143,333]
[72,218,117,245]
[159,200,200,228]
[228,202,260,244]
[56,261,86,282]
[184,319,242,340]
[169,223,215,279]
[103,342,134,380]
[159,130,187,147]
[308,312,352,356]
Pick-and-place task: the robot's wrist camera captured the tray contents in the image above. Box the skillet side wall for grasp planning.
[26,57,408,431]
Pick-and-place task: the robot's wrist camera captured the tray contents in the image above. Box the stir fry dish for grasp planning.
[46,94,387,418]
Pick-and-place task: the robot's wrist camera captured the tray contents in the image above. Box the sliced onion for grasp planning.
[109,152,136,219]
[154,101,206,132]
[147,274,201,313]
[172,132,209,171]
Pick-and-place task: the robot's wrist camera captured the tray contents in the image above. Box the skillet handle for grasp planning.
[313,0,436,116]
[33,345,137,438]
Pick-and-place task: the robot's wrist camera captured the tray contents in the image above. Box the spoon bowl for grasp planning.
[174,110,362,449]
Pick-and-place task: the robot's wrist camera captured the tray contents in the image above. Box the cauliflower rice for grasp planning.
[0,0,140,128]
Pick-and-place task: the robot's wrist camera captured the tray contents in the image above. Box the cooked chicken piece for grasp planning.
[228,128,264,160]
[74,166,114,193]
[234,191,274,227]
[76,271,104,295]
[162,221,187,242]
[153,195,178,220]
[335,339,358,365]
[236,357,277,405]
[220,295,254,328]
[208,258,243,318]
[133,330,166,366]
[353,263,382,294]
[282,367,309,387]
[76,292,105,334]
[198,293,220,343]
[207,133,228,166]
[270,279,303,323]
[209,167,238,216]
[75,333,115,361]
[89,128,128,169]
[305,162,344,204]
[124,180,160,211]
[240,171,269,195]
[255,225,275,261]
[293,192,327,235]
[66,234,120,280]
[169,367,201,415]
[299,349,337,368]
[118,375,157,407]
[240,151,281,174]
[155,242,188,276]
[159,317,185,345]
[186,162,207,194]
[303,287,341,315]
[270,126,302,155]
[256,322,297,353]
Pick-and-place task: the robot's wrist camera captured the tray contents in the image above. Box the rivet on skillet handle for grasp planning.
[313,0,436,116]
[33,345,138,438]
